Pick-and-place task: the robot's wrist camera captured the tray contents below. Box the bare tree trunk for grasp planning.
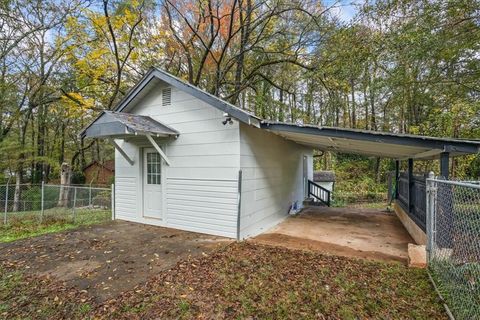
[350,78,356,128]
[374,158,381,183]
[12,166,22,212]
[369,71,377,131]
[57,162,72,207]
[231,0,252,104]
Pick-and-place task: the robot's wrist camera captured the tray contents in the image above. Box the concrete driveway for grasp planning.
[0,221,231,302]
[253,206,413,263]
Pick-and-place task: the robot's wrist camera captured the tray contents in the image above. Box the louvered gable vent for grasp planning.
[162,87,172,106]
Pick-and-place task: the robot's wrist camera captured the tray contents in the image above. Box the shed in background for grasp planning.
[313,171,336,192]
[83,160,115,186]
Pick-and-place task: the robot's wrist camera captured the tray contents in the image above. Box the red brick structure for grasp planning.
[83,160,114,186]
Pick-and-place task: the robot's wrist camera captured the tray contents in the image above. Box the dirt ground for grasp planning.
[0,221,230,302]
[253,206,414,263]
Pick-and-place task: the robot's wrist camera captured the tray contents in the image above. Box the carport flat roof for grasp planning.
[261,121,480,160]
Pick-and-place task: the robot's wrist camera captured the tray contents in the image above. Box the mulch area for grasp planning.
[92,243,445,319]
[1,225,446,319]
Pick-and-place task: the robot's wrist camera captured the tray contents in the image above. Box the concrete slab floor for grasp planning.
[252,206,414,263]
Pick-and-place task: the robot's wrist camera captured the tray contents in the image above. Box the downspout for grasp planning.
[236,170,242,241]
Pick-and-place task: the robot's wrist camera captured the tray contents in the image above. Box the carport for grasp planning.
[255,122,480,261]
[254,206,413,263]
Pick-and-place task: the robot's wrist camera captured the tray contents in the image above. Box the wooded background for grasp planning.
[0,0,479,193]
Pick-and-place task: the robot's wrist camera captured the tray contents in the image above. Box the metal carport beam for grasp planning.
[401,148,445,160]
[145,133,172,166]
[109,139,134,166]
[261,122,480,158]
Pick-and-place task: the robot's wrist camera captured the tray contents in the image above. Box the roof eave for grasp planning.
[261,122,480,158]
[116,68,261,127]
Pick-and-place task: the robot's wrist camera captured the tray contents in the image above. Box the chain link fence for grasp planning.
[426,175,480,319]
[1,183,113,227]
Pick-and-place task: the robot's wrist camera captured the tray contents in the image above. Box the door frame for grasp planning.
[141,146,167,220]
[303,154,308,198]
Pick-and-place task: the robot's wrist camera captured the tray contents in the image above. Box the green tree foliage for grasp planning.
[0,0,478,188]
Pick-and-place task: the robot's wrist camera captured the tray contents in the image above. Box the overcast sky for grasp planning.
[324,0,361,22]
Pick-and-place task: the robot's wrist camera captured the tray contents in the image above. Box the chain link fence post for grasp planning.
[72,186,77,223]
[426,171,434,262]
[3,178,10,225]
[89,181,92,208]
[427,177,480,319]
[40,181,45,224]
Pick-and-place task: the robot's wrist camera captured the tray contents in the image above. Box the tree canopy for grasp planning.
[0,0,479,185]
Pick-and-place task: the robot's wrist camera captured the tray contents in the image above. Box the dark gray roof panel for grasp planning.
[82,111,179,138]
[105,111,179,136]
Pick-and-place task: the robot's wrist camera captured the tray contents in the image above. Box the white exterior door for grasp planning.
[143,148,163,219]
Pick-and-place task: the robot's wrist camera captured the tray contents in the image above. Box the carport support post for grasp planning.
[440,152,449,179]
[408,158,414,214]
[394,160,400,199]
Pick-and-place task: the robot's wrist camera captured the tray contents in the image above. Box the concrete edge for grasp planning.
[393,201,427,245]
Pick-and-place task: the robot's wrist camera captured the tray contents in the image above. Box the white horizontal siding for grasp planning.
[166,178,238,238]
[116,83,241,238]
[114,139,141,222]
[115,176,138,218]
[239,124,313,239]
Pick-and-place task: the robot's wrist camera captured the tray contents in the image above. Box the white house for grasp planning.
[81,68,313,239]
[81,68,480,240]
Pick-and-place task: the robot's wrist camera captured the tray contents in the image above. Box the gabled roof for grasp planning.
[114,67,261,126]
[83,160,115,172]
[79,68,480,160]
[81,111,179,138]
[79,68,261,138]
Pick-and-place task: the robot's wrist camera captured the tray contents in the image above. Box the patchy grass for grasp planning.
[0,266,94,319]
[0,242,446,319]
[345,201,392,210]
[95,243,445,319]
[0,208,110,242]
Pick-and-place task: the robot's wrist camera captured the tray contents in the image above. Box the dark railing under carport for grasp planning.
[262,122,480,232]
[393,152,450,232]
[307,180,331,206]
[397,172,427,231]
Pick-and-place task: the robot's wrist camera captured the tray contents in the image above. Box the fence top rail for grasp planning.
[0,184,111,191]
[48,185,112,191]
[427,178,480,189]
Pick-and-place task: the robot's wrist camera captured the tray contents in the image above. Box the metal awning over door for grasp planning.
[81,111,179,139]
[79,111,179,166]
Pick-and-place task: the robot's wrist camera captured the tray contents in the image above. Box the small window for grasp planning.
[162,87,172,106]
[146,152,161,184]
